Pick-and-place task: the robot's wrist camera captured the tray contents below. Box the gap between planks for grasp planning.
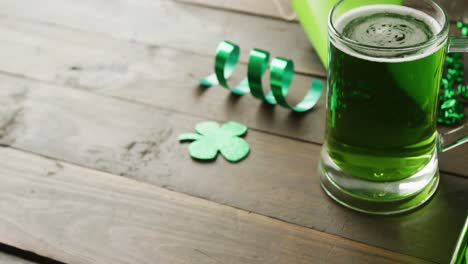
[0,70,324,150]
[0,243,64,264]
[0,252,37,264]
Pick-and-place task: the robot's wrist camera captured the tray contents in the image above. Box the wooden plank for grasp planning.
[0,73,465,263]
[0,15,465,177]
[437,0,468,22]
[176,0,298,21]
[0,147,427,264]
[0,16,325,142]
[0,0,326,77]
[178,0,468,22]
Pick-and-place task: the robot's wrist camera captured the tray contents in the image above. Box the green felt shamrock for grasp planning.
[179,121,250,162]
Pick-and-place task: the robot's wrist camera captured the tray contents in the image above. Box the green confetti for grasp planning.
[442,87,457,100]
[438,99,465,125]
[447,68,464,81]
[441,78,449,89]
[462,27,468,37]
[179,121,250,162]
[438,22,467,125]
[446,56,455,64]
[459,84,468,99]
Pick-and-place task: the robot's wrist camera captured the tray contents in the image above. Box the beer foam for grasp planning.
[333,5,445,63]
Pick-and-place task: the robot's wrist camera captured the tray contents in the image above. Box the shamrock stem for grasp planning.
[179,133,203,142]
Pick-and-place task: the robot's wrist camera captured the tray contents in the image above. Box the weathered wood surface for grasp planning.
[437,0,468,22]
[0,0,325,77]
[0,16,465,177]
[0,73,465,263]
[0,0,465,263]
[178,0,468,22]
[176,0,298,21]
[0,15,325,144]
[0,147,428,264]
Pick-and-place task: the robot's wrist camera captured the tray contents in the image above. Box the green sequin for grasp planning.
[462,27,468,37]
[179,121,250,162]
[459,84,468,99]
[438,22,467,125]
[443,88,457,100]
[441,78,449,89]
[438,99,465,125]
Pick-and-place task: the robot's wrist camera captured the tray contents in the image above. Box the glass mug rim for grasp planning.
[328,0,450,53]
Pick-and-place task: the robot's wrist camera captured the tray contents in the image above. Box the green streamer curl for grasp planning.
[200,41,324,112]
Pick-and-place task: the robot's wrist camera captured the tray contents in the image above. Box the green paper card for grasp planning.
[292,0,403,68]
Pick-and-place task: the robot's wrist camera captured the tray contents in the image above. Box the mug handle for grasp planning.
[448,36,468,53]
[439,37,468,152]
[440,123,468,152]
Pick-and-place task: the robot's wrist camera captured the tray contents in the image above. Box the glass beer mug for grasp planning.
[319,0,468,214]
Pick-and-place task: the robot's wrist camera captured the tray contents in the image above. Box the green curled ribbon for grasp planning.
[200,41,250,95]
[200,41,324,112]
[248,48,277,105]
[270,57,323,112]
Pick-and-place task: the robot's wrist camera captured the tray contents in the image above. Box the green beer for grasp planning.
[326,5,445,182]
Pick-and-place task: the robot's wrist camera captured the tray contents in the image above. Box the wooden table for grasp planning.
[0,1,466,263]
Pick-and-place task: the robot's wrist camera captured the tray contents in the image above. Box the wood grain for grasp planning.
[0,0,325,77]
[436,0,468,21]
[0,73,465,263]
[0,16,465,178]
[0,1,463,263]
[0,15,325,145]
[0,147,428,264]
